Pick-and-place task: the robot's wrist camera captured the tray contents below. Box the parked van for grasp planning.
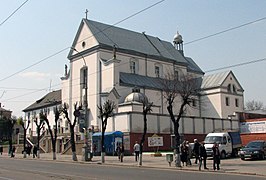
[204,131,242,158]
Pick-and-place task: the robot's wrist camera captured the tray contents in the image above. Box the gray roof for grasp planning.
[120,72,202,90]
[23,90,61,112]
[201,71,231,89]
[120,72,163,90]
[70,19,204,74]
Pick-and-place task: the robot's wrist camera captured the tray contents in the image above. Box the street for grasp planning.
[0,157,265,180]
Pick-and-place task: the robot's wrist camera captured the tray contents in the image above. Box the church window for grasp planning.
[155,66,160,77]
[130,58,138,74]
[235,98,239,107]
[227,84,231,92]
[233,85,237,93]
[226,97,230,106]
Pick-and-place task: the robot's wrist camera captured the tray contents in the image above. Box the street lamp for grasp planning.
[71,47,90,161]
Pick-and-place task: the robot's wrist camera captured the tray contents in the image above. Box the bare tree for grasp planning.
[61,103,82,161]
[34,117,45,158]
[139,101,153,166]
[161,72,201,167]
[17,117,30,158]
[98,100,116,163]
[245,100,264,110]
[40,106,61,160]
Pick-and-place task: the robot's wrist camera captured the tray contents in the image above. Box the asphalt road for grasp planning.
[0,158,265,180]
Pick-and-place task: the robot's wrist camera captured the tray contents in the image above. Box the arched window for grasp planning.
[227,84,231,92]
[232,85,237,93]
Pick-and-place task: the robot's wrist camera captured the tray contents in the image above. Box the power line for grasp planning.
[0,0,30,26]
[205,57,266,73]
[0,47,70,82]
[185,16,266,45]
[0,0,165,83]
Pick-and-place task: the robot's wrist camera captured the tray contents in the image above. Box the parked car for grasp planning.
[239,140,266,160]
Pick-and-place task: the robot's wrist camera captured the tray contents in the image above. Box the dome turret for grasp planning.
[124,87,148,104]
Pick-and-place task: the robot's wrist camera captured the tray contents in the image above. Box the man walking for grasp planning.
[133,141,140,162]
[199,141,208,170]
[193,139,200,164]
[212,142,221,170]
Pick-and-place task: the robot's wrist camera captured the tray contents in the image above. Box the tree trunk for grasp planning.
[52,139,56,160]
[37,128,40,158]
[72,152,77,161]
[53,151,56,160]
[70,125,77,161]
[101,129,105,163]
[23,128,26,158]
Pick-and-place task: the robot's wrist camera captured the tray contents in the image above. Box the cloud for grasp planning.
[19,71,51,79]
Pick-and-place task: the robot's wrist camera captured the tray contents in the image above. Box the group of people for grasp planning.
[180,139,220,171]
[116,141,140,163]
[115,139,221,171]
[24,144,38,158]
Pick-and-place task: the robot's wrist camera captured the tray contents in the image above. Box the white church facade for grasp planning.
[24,18,244,154]
[61,18,244,153]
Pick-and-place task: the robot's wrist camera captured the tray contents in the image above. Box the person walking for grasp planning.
[133,141,140,162]
[120,144,125,162]
[10,146,16,158]
[180,141,188,166]
[116,144,122,161]
[193,139,200,164]
[33,145,38,158]
[186,141,192,166]
[0,144,3,155]
[212,142,221,170]
[199,141,208,171]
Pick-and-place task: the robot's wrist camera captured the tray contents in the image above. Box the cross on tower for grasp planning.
[85,9,88,19]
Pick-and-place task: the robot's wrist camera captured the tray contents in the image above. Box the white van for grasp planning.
[204,131,241,158]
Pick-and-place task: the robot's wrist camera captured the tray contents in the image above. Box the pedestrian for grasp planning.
[186,141,192,166]
[133,141,140,162]
[27,145,32,156]
[33,145,38,158]
[180,140,188,166]
[0,144,3,155]
[212,142,220,170]
[193,139,200,164]
[199,141,208,171]
[11,146,16,158]
[116,143,122,160]
[120,144,124,162]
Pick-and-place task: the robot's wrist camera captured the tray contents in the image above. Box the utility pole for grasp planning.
[82,66,89,161]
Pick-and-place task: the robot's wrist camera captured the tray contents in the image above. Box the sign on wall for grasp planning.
[240,121,266,134]
[148,134,163,147]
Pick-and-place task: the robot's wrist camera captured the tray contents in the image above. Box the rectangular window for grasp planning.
[225,97,230,106]
[155,66,160,77]
[174,71,179,79]
[130,61,136,74]
[235,98,239,107]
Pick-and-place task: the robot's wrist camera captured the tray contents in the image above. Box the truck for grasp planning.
[204,131,242,159]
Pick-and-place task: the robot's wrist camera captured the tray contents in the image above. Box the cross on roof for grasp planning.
[85,9,88,19]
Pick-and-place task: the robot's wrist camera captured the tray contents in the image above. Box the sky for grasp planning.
[1,0,266,117]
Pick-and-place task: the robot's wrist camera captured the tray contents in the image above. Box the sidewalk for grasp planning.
[5,152,266,177]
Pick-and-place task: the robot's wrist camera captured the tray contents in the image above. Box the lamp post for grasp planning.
[72,47,90,161]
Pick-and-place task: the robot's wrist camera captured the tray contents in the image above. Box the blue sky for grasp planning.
[1,0,266,117]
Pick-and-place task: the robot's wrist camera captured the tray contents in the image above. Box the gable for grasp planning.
[201,71,243,91]
[68,19,99,58]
